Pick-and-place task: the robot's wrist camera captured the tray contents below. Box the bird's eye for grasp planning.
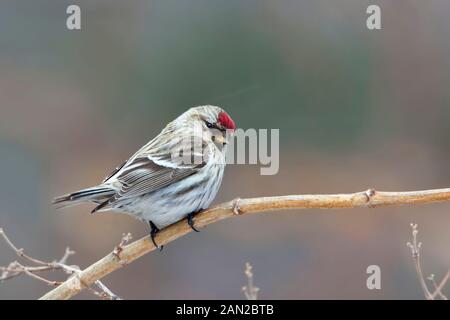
[205,121,214,129]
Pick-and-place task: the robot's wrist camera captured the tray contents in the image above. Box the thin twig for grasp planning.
[21,265,62,287]
[58,247,76,265]
[0,228,48,265]
[430,268,450,300]
[427,274,448,300]
[406,223,432,299]
[0,228,121,300]
[407,223,450,300]
[94,280,122,300]
[242,262,259,300]
[39,187,450,300]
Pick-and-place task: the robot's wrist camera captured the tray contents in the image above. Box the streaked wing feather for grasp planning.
[102,159,127,183]
[114,155,207,200]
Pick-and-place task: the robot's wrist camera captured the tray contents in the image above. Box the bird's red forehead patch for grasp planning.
[218,111,236,130]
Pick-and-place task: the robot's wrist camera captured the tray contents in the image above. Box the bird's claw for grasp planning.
[187,210,201,232]
[148,221,163,251]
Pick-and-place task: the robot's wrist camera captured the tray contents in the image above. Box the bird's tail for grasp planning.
[52,186,115,209]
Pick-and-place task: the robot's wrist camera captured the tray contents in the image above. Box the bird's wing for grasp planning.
[92,153,207,213]
[114,154,207,200]
[111,145,208,201]
[94,124,211,211]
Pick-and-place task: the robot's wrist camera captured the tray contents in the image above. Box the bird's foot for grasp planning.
[148,221,163,251]
[187,210,202,232]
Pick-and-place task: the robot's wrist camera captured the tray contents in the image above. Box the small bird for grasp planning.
[53,105,236,249]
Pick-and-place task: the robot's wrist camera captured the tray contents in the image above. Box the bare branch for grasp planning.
[430,268,450,300]
[38,187,450,300]
[406,223,432,299]
[58,247,76,265]
[242,262,259,300]
[94,280,122,300]
[20,263,62,287]
[427,274,448,300]
[0,228,121,300]
[407,223,450,300]
[0,227,48,265]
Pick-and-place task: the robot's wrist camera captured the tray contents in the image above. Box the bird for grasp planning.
[53,105,236,249]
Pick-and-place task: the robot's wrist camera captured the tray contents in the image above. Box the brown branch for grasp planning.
[37,187,450,300]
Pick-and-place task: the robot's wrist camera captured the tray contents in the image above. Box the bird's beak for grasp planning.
[213,134,227,145]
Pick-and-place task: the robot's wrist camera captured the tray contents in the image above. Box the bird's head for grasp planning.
[182,105,236,149]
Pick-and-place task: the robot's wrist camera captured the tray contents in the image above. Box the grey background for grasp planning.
[0,0,450,299]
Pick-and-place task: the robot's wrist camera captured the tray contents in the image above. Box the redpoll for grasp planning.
[53,105,236,249]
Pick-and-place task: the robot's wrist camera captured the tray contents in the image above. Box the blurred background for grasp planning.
[1,0,450,299]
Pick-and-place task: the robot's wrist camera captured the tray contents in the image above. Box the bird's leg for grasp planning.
[186,209,202,232]
[148,221,163,251]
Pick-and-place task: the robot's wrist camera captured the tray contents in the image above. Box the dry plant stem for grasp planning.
[407,223,450,300]
[0,227,49,266]
[430,269,450,300]
[242,262,259,300]
[428,274,448,300]
[407,224,432,299]
[0,228,121,300]
[38,187,450,300]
